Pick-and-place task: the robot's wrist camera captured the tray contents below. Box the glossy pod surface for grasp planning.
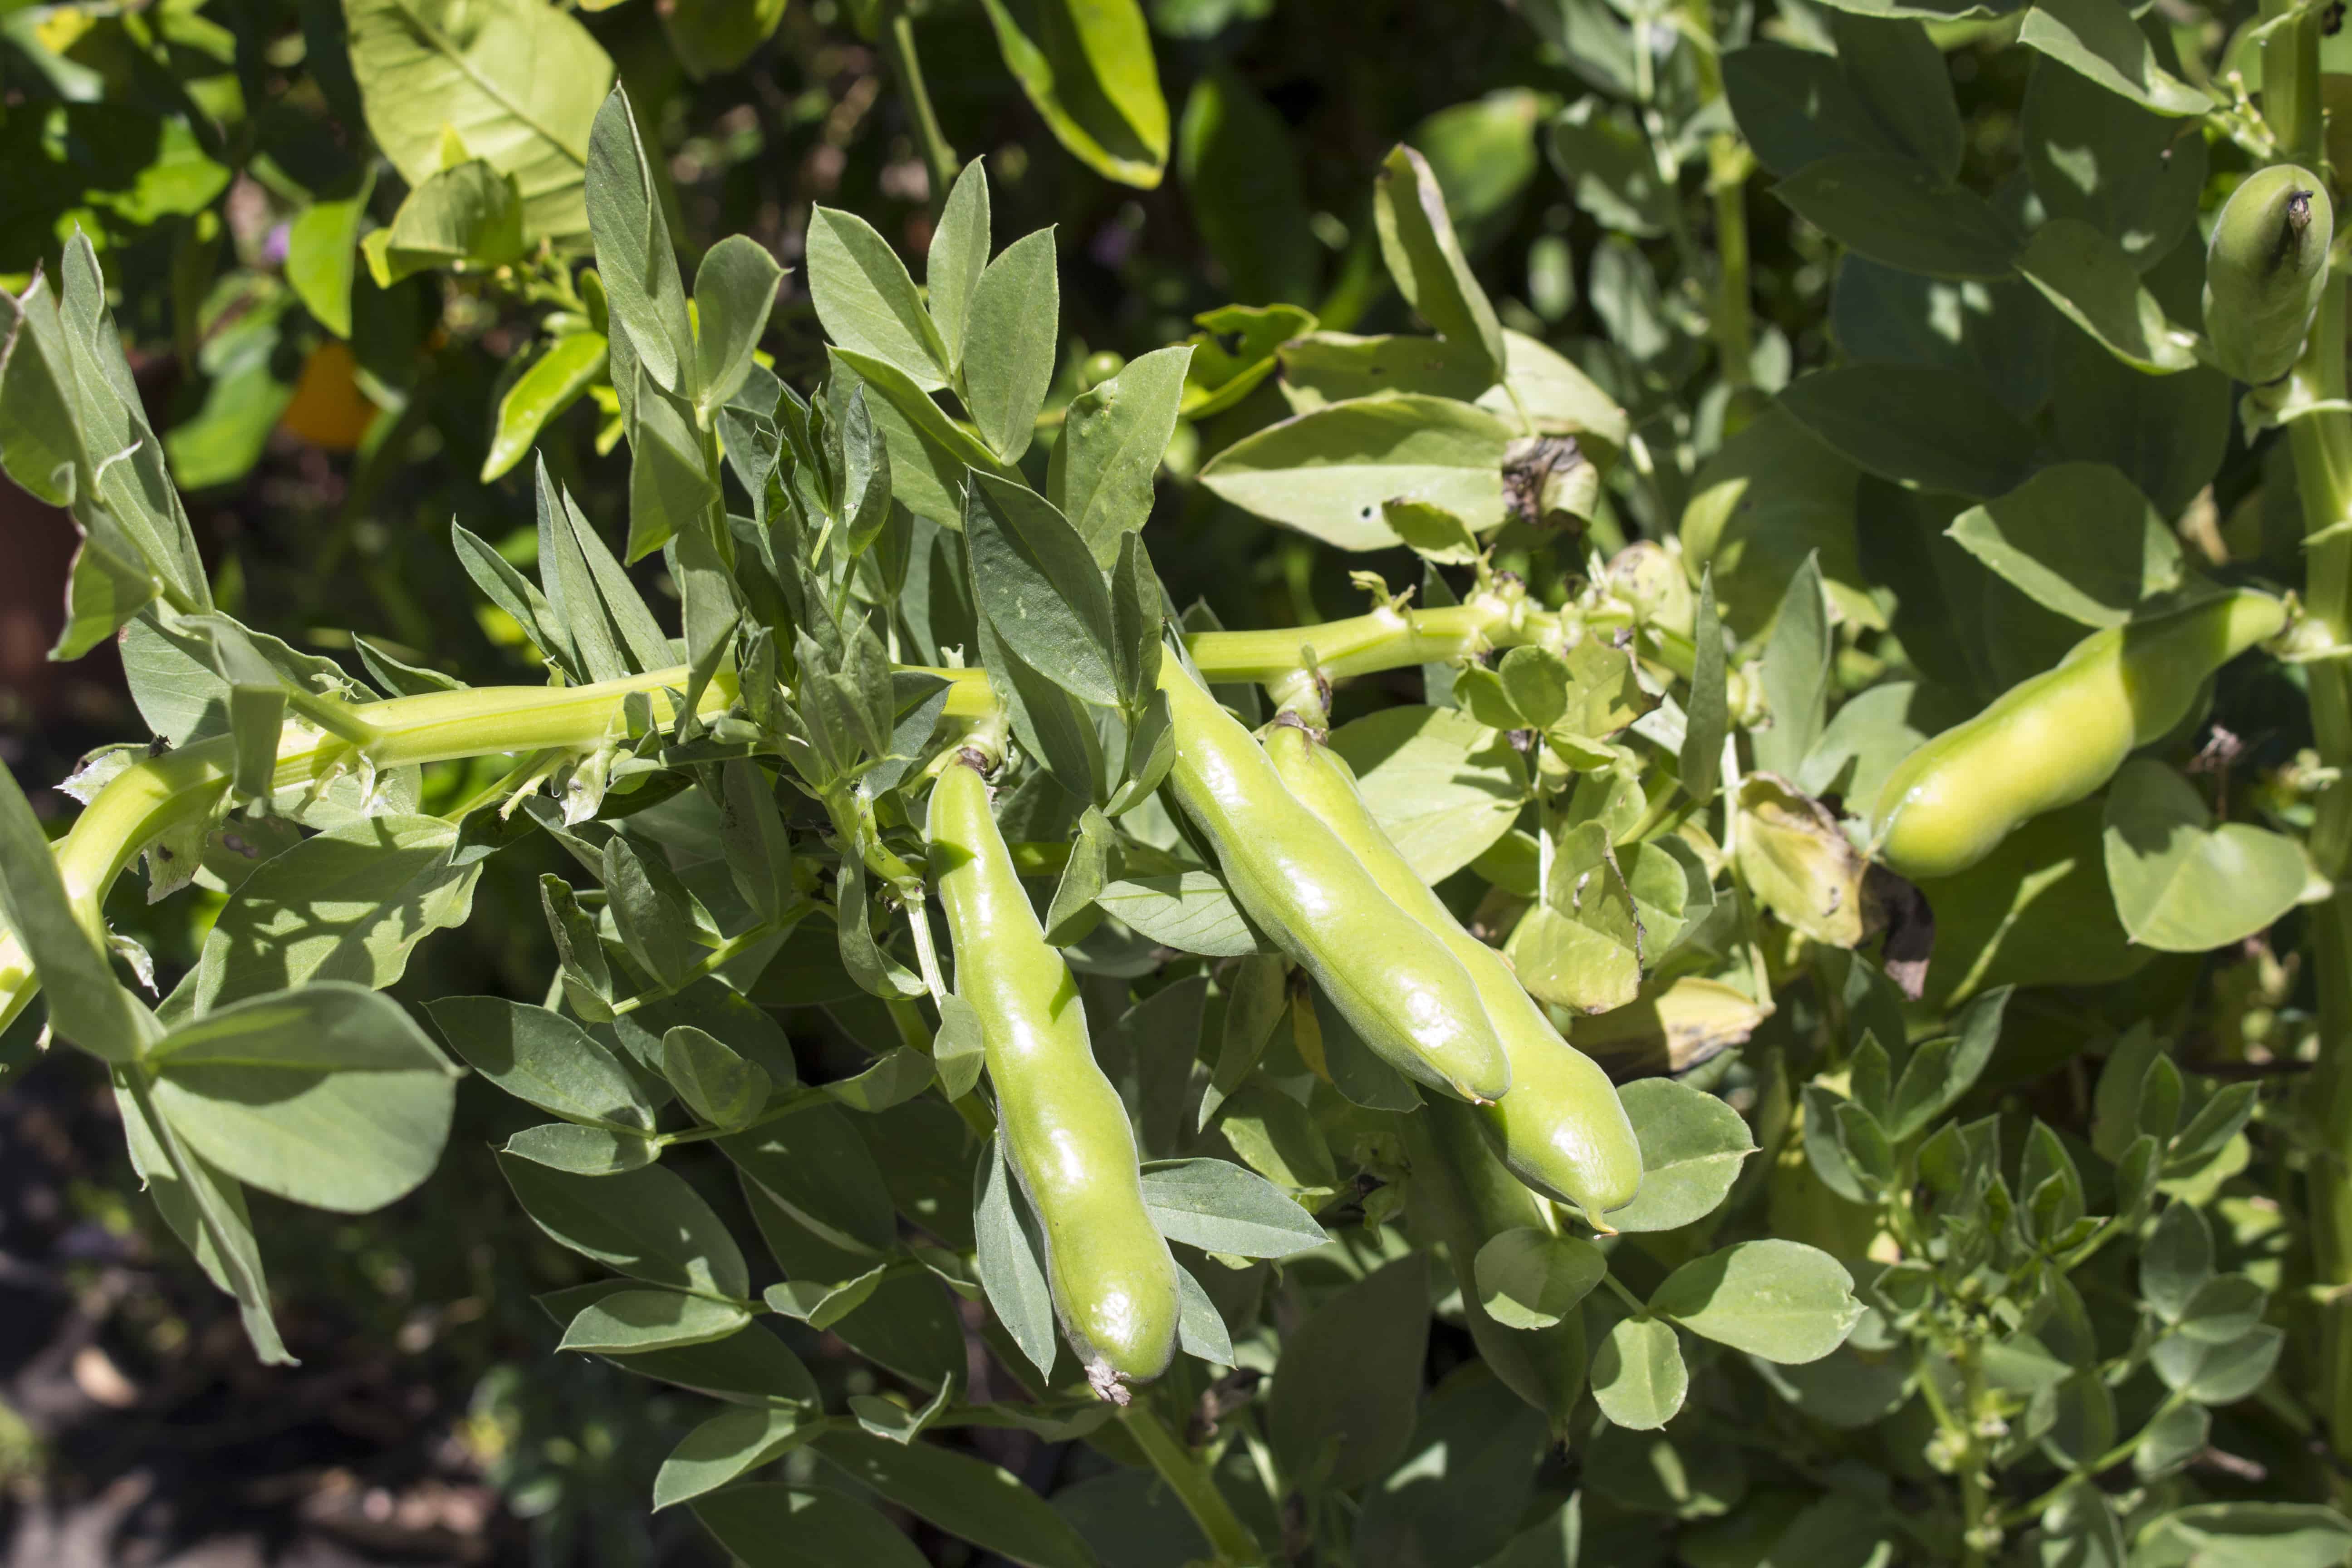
[1264,723,1642,1220]
[928,760,1179,1392]
[2204,164,2334,385]
[1156,663,1512,1102]
[1870,590,2286,882]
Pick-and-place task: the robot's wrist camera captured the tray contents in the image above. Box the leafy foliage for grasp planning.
[3,0,2350,1563]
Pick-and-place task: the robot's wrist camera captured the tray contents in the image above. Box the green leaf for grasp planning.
[1473,1228,1607,1329]
[1681,571,1728,805]
[503,1121,658,1175]
[1778,364,2039,498]
[823,1049,935,1115]
[2024,56,2205,272]
[1095,874,1274,957]
[1352,1370,1551,1566]
[1603,1078,1756,1234]
[1173,1262,1235,1366]
[660,0,787,78]
[1198,394,1517,550]
[1372,144,1504,381]
[0,763,150,1061]
[368,160,525,282]
[1828,12,1964,179]
[657,1406,818,1509]
[5,245,212,612]
[1217,1082,1338,1194]
[2050,335,2228,523]
[150,982,461,1214]
[692,1485,927,1567]
[1043,807,1112,947]
[1946,463,2186,627]
[828,345,1015,524]
[1504,821,1643,1015]
[2037,1485,2124,1568]
[541,472,674,674]
[2132,1504,2352,1568]
[561,1289,751,1353]
[664,1025,771,1127]
[605,833,708,991]
[977,0,1170,190]
[1137,1157,1327,1256]
[1278,332,1495,416]
[2176,1275,2269,1346]
[587,88,694,396]
[1773,154,2019,279]
[815,1430,1099,1568]
[1753,554,1831,777]
[197,814,487,1010]
[1269,1252,1429,1492]
[2141,1200,2214,1323]
[1176,70,1318,305]
[1649,1240,1862,1364]
[765,1262,894,1329]
[806,207,951,392]
[2102,760,2310,953]
[722,1104,898,1256]
[1548,97,1675,238]
[482,332,608,482]
[1326,705,1529,883]
[973,1129,1059,1378]
[618,355,722,560]
[2149,1325,2284,1405]
[499,1154,751,1298]
[927,159,992,372]
[1181,302,1316,417]
[2019,0,2211,116]
[1046,344,1190,566]
[430,992,654,1128]
[963,474,1120,706]
[692,235,784,421]
[115,1068,293,1365]
[1591,1315,1687,1431]
[1724,41,1913,179]
[286,172,375,338]
[961,229,1059,464]
[344,0,611,240]
[2015,219,2199,375]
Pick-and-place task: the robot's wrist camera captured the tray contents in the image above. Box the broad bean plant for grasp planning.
[5,0,2352,1566]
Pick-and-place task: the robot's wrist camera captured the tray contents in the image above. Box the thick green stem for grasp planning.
[0,665,733,1036]
[879,0,959,221]
[0,589,1684,1039]
[1118,1401,1266,1567]
[2268,0,2352,1470]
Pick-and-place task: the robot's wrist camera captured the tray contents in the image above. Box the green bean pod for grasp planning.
[2204,165,2332,385]
[1405,1097,1587,1434]
[1869,590,2286,882]
[928,758,1179,1396]
[1156,662,1512,1103]
[1264,722,1642,1221]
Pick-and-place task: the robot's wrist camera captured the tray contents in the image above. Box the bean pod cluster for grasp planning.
[929,662,1651,1390]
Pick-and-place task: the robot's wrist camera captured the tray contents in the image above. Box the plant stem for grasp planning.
[0,590,1685,1038]
[608,912,804,1017]
[879,0,958,222]
[1118,1401,1267,1567]
[2265,0,2352,1475]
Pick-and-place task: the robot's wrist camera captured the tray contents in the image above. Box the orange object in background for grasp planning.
[277,340,379,450]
